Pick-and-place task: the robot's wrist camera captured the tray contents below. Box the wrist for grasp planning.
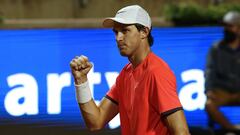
[75,80,92,103]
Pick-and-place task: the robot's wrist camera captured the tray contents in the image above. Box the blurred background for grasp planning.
[0,0,240,135]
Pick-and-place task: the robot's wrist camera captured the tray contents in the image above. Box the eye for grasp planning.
[122,28,129,34]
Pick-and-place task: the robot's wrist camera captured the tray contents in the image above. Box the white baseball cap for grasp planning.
[103,5,151,29]
[223,11,240,25]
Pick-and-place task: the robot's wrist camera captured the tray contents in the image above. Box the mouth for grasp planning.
[118,43,126,50]
[117,44,128,56]
[118,45,125,50]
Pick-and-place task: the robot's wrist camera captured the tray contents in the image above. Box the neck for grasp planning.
[128,42,151,68]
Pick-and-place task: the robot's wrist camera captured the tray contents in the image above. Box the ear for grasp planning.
[140,27,150,39]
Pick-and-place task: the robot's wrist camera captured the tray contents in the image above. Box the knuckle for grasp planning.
[78,57,84,62]
[82,55,88,61]
[73,59,78,63]
[70,62,75,67]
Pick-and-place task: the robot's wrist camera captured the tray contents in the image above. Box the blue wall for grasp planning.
[0,27,239,129]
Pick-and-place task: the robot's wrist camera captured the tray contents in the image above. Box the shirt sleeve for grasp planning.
[204,45,217,92]
[150,67,182,116]
[105,73,121,105]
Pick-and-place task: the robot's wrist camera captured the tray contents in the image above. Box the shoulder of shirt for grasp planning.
[212,40,224,50]
[116,63,132,76]
[122,62,131,71]
[147,53,174,76]
[120,53,174,75]
[149,53,170,69]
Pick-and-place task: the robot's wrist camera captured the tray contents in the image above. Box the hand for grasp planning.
[70,55,92,85]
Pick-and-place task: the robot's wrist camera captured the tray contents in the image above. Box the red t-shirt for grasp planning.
[106,52,182,135]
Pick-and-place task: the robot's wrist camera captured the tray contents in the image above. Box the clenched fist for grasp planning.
[70,55,92,85]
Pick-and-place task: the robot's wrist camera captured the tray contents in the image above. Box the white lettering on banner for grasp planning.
[5,73,39,116]
[88,64,101,99]
[179,69,206,111]
[105,72,119,88]
[105,72,120,129]
[3,68,206,129]
[47,72,71,114]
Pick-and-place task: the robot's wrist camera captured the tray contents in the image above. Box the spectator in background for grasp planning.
[205,11,240,130]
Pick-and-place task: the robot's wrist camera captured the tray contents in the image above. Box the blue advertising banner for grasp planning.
[0,27,239,129]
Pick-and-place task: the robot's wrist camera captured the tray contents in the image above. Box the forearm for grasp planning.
[79,99,104,131]
[70,56,118,131]
[165,110,190,135]
[75,80,104,130]
[78,98,119,131]
[168,122,190,135]
[170,128,190,135]
[75,81,103,130]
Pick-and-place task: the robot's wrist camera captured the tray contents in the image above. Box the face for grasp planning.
[112,23,142,57]
[223,23,240,42]
[225,24,240,33]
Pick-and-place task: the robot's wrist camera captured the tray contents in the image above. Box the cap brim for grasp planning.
[103,17,135,28]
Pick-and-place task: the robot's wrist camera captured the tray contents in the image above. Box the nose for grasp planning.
[116,32,124,42]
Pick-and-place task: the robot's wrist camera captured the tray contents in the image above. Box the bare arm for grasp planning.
[79,98,118,131]
[164,110,190,135]
[70,55,118,131]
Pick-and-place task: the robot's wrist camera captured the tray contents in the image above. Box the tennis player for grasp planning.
[70,5,190,135]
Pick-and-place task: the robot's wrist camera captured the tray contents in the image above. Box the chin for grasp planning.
[120,52,128,57]
[119,51,129,57]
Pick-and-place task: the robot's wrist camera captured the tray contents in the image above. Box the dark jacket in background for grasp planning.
[205,41,240,93]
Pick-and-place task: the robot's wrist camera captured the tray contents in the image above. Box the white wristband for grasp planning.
[75,81,92,103]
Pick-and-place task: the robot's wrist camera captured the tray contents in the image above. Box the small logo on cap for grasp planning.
[117,11,126,15]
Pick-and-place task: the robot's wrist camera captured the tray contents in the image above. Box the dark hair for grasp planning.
[134,24,154,46]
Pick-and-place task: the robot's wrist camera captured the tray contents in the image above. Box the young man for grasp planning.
[205,11,240,130]
[70,5,190,135]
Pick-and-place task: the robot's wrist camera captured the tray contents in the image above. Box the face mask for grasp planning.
[223,29,238,43]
